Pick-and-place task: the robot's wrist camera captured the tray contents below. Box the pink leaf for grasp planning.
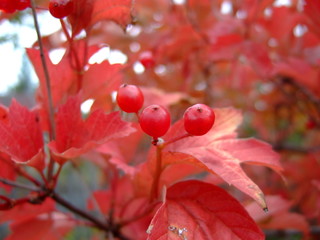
[147,180,264,240]
[48,96,135,160]
[0,100,44,170]
[163,108,282,209]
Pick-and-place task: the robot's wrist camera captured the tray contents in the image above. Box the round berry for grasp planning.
[116,84,144,113]
[15,0,30,10]
[139,51,155,69]
[183,104,215,136]
[49,0,74,19]
[0,0,16,13]
[139,105,171,138]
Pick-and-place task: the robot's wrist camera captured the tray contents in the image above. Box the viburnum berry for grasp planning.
[0,0,16,13]
[15,0,30,10]
[183,104,215,136]
[49,0,74,19]
[116,84,144,113]
[139,51,155,69]
[139,105,171,139]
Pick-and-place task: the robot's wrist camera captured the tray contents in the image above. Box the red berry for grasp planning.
[183,104,215,136]
[306,119,316,129]
[139,105,171,138]
[49,0,74,19]
[139,51,155,69]
[116,84,144,113]
[0,0,16,13]
[15,0,30,10]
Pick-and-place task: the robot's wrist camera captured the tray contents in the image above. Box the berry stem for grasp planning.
[30,0,57,182]
[149,144,163,202]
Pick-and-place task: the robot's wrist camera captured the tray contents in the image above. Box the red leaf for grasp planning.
[141,87,188,109]
[27,48,76,108]
[304,0,320,35]
[82,61,123,112]
[0,198,55,224]
[163,108,282,209]
[246,195,310,236]
[48,96,135,160]
[7,212,74,240]
[0,155,16,192]
[90,0,133,29]
[96,124,142,175]
[67,0,94,37]
[68,0,133,36]
[0,100,44,170]
[147,180,264,240]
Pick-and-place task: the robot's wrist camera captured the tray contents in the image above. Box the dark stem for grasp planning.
[51,191,108,230]
[51,192,130,239]
[0,178,40,192]
[30,0,56,182]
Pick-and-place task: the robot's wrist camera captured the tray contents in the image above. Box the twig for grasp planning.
[30,0,57,182]
[51,191,108,231]
[51,191,130,240]
[0,178,40,192]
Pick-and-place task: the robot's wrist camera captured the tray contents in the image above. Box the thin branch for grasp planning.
[51,191,108,231]
[51,192,130,240]
[0,178,40,192]
[30,0,56,182]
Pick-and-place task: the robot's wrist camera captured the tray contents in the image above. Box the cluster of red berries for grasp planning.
[116,84,215,140]
[0,0,74,19]
[0,0,30,13]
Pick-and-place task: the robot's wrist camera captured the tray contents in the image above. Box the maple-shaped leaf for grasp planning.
[82,61,123,112]
[90,0,133,29]
[48,96,135,160]
[96,123,142,175]
[27,48,77,108]
[0,100,44,170]
[161,108,282,209]
[68,0,133,37]
[147,180,264,240]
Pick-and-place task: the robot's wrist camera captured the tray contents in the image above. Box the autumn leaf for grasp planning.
[147,180,264,240]
[82,61,123,112]
[0,154,16,192]
[68,0,133,36]
[0,100,44,170]
[0,198,55,224]
[48,96,136,160]
[246,195,310,237]
[141,87,189,109]
[304,0,320,36]
[27,48,77,108]
[161,108,282,209]
[0,199,74,240]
